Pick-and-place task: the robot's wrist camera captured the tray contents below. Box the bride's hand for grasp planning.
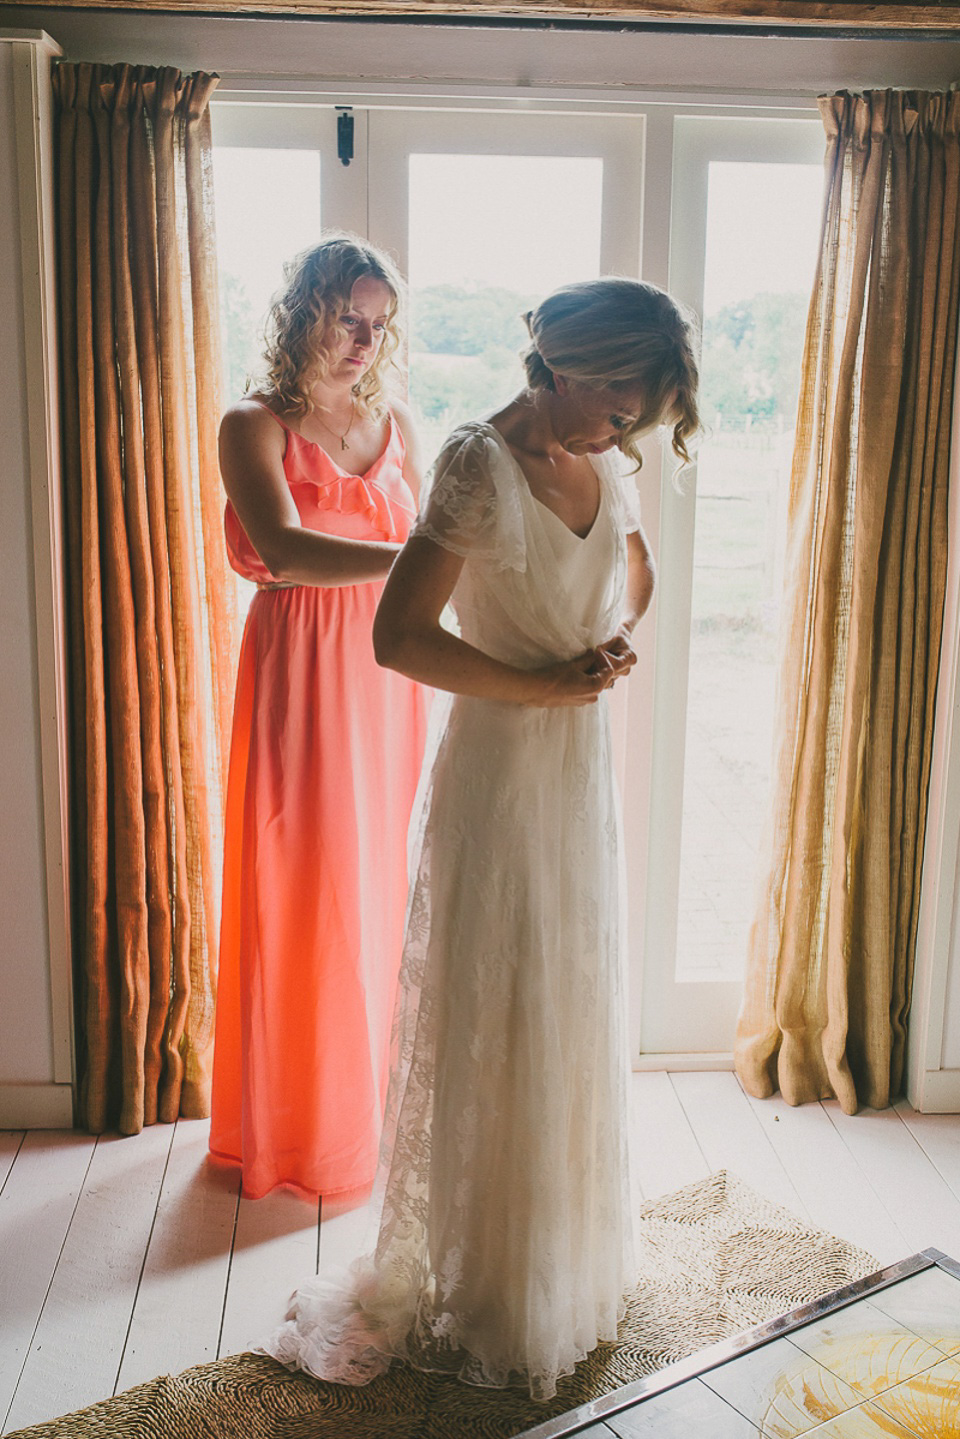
[589,628,637,686]
[526,653,609,707]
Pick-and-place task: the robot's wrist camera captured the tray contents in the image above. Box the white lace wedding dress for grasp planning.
[264,420,639,1402]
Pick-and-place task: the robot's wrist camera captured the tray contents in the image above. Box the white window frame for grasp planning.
[363,107,644,282]
[210,101,369,234]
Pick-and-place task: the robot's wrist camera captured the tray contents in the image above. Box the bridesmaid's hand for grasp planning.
[526,654,608,708]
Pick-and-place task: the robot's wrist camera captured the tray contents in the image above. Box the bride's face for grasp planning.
[550,378,647,457]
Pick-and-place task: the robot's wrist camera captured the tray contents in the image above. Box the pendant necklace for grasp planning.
[315,398,356,452]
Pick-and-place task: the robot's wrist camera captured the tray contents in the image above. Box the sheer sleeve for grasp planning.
[412,423,526,572]
[599,451,643,535]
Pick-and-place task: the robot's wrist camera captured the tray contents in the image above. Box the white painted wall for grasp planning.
[0,32,72,1126]
[0,42,50,1085]
[942,864,960,1067]
[908,348,960,1110]
[0,8,957,1118]
[939,436,960,1083]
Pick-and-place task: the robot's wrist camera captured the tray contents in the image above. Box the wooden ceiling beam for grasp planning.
[13,0,960,30]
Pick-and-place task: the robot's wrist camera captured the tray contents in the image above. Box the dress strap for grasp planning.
[250,398,292,433]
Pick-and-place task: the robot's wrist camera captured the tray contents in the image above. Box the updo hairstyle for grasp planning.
[259,233,404,420]
[522,278,700,468]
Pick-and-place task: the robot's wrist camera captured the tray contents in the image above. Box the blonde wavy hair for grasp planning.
[257,233,404,420]
[522,278,701,469]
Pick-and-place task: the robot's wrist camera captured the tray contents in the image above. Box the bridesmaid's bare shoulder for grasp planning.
[220,394,288,448]
[389,397,426,501]
[218,396,291,492]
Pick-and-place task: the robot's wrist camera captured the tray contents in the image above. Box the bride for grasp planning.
[265,277,700,1401]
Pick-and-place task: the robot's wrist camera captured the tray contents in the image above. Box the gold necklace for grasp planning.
[314,398,356,452]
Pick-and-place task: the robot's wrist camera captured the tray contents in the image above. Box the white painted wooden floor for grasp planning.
[2,1072,959,1434]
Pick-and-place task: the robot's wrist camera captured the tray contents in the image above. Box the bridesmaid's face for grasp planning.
[328,276,393,382]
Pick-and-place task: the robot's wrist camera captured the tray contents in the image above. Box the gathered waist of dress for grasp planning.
[256,580,300,592]
[456,628,593,671]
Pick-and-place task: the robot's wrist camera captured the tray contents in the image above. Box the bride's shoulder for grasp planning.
[413,418,516,564]
[416,418,527,571]
[441,417,502,448]
[431,419,505,483]
[593,446,643,532]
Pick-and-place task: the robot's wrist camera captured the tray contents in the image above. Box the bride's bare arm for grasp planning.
[374,535,607,708]
[590,525,657,682]
[220,402,400,587]
[622,525,657,631]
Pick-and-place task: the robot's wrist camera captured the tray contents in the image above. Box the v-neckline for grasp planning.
[480,422,603,541]
[289,412,395,480]
[531,488,602,543]
[255,399,395,480]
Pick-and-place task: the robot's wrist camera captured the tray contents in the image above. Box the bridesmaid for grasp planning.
[209,233,430,1200]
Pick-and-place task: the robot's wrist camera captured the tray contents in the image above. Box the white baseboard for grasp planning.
[907,1068,960,1114]
[633,1052,735,1072]
[0,1082,74,1128]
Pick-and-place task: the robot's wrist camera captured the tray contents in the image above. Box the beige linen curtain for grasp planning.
[735,91,960,1114]
[54,62,238,1134]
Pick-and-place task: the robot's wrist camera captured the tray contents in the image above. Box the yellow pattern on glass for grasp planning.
[759,1338,960,1439]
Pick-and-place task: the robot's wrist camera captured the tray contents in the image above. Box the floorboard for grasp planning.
[3,1125,173,1433]
[114,1118,240,1393]
[0,1130,96,1432]
[738,1090,907,1267]
[217,1184,320,1359]
[630,1071,709,1201]
[894,1098,960,1207]
[2,1078,959,1435]
[318,1185,376,1280]
[0,1134,24,1197]
[669,1070,811,1221]
[823,1101,960,1258]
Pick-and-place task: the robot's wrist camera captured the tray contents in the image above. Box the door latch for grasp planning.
[336,107,354,168]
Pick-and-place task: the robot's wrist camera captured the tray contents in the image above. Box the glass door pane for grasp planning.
[210,102,356,628]
[210,102,366,415]
[678,158,823,984]
[212,146,322,399]
[369,108,653,1054]
[641,114,825,1057]
[407,151,603,456]
[368,109,643,455]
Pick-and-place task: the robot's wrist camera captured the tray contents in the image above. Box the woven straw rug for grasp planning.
[10,1171,878,1439]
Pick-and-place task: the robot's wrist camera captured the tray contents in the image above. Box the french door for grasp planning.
[209,96,825,1061]
[639,114,825,1057]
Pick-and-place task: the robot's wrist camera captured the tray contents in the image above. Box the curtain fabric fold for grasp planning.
[735,90,960,1114]
[53,62,238,1134]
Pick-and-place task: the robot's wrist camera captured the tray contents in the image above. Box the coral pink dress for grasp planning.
[209,407,429,1200]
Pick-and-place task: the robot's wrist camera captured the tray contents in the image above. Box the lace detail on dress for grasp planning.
[412,423,526,572]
